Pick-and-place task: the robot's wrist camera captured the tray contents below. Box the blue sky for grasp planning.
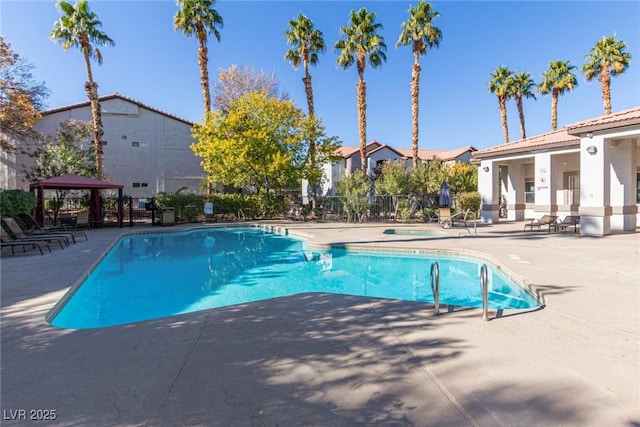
[2,1,639,151]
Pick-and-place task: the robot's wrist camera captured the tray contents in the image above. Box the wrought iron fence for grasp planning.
[40,193,442,226]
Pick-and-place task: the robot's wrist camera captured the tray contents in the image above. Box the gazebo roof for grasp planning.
[29,174,124,190]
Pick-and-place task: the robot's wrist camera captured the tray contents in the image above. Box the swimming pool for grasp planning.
[48,227,541,329]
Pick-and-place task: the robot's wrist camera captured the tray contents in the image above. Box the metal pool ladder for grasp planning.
[431,261,490,321]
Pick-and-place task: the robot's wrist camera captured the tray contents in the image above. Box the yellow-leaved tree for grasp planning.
[191,91,339,195]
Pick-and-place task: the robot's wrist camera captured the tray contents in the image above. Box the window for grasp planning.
[568,174,580,204]
[524,180,535,203]
[132,182,140,188]
[132,182,148,188]
[131,141,140,147]
[637,172,640,204]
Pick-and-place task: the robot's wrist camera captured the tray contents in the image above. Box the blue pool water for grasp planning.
[49,227,541,329]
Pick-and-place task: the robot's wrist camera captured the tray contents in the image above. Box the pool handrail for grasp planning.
[430,261,440,315]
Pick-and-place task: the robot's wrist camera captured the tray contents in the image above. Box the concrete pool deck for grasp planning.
[1,221,638,426]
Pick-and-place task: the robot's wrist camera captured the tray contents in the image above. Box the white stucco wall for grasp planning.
[7,97,204,196]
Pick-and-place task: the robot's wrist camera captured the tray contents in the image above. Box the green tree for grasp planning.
[446,162,478,196]
[24,120,96,182]
[334,7,387,173]
[376,160,411,196]
[510,72,536,139]
[488,66,514,144]
[582,35,631,115]
[539,60,578,131]
[174,0,223,115]
[409,156,446,196]
[376,160,412,219]
[191,91,337,194]
[0,36,50,152]
[50,0,114,179]
[396,0,442,167]
[335,169,369,222]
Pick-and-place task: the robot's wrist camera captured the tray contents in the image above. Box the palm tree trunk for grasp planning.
[551,89,559,131]
[499,96,509,144]
[303,63,318,208]
[516,96,526,139]
[197,33,212,195]
[411,59,421,167]
[197,40,211,114]
[303,70,315,117]
[83,52,104,179]
[600,66,612,115]
[357,80,367,173]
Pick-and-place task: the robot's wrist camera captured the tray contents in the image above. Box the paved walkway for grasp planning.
[1,221,638,426]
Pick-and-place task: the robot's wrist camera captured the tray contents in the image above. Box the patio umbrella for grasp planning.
[439,181,451,207]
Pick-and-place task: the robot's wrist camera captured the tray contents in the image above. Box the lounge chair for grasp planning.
[1,227,51,255]
[17,213,87,242]
[523,215,558,233]
[1,217,67,248]
[551,215,580,234]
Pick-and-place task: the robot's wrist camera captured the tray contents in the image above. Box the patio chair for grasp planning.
[1,217,67,249]
[438,207,452,227]
[73,211,91,230]
[523,215,558,233]
[440,209,472,229]
[551,215,580,234]
[17,213,87,243]
[1,226,52,255]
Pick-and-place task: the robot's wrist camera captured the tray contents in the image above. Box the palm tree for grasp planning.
[284,13,325,118]
[174,0,223,115]
[334,7,387,173]
[50,0,114,179]
[539,60,578,131]
[488,66,514,144]
[582,35,632,115]
[396,0,442,167]
[284,13,326,207]
[510,72,536,139]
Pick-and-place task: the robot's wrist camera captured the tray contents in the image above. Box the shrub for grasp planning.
[0,189,36,218]
[457,191,481,214]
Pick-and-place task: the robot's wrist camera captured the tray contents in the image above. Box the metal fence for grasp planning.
[42,196,153,227]
[41,193,442,226]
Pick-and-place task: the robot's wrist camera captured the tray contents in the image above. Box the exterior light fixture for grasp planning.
[586,132,593,139]
[482,166,490,172]
[586,145,597,155]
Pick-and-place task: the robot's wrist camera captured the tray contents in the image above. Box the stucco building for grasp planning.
[1,93,204,197]
[473,106,640,236]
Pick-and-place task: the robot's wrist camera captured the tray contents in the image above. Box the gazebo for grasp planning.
[29,174,124,228]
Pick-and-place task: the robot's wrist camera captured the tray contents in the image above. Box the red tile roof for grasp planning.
[473,106,640,160]
[566,106,640,134]
[473,129,579,160]
[41,93,194,125]
[337,142,475,161]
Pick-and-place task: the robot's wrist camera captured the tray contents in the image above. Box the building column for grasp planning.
[504,162,526,221]
[533,153,554,215]
[479,160,498,223]
[608,138,637,231]
[579,136,610,236]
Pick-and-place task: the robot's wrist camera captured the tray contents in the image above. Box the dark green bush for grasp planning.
[0,189,36,218]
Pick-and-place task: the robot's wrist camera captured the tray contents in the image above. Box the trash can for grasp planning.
[160,207,175,226]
